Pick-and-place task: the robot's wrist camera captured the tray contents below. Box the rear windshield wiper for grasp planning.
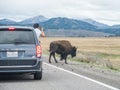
[14,41,31,44]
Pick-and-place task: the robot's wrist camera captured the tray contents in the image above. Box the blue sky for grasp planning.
[0,0,120,25]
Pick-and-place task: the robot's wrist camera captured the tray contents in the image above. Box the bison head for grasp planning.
[71,46,77,57]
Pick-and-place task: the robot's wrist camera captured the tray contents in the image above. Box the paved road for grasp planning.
[0,63,119,90]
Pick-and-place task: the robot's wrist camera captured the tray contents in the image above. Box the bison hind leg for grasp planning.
[65,61,68,64]
[64,56,68,64]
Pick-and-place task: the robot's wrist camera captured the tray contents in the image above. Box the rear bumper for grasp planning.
[0,60,42,74]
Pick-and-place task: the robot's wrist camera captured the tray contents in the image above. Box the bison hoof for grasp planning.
[55,61,58,63]
[65,62,68,64]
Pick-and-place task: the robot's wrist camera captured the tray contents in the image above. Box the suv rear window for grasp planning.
[0,30,35,44]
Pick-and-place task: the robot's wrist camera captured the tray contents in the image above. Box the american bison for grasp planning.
[49,40,77,64]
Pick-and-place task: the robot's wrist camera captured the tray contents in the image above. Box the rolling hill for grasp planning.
[0,19,16,25]
[41,17,97,30]
[82,18,110,29]
[19,15,48,25]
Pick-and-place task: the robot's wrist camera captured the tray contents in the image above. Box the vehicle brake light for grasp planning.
[36,45,42,58]
[8,27,16,31]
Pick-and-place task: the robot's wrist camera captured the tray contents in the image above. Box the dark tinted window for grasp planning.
[0,30,35,44]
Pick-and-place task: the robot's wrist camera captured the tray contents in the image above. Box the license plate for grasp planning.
[7,51,18,57]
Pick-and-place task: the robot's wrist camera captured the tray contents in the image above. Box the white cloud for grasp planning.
[0,0,120,25]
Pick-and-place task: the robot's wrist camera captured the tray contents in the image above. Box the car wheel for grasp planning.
[34,71,42,80]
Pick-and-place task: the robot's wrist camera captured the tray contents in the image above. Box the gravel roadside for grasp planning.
[42,55,120,89]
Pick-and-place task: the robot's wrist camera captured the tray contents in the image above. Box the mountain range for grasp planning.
[0,15,120,36]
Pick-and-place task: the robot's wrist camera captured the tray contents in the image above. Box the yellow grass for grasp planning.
[40,37,120,69]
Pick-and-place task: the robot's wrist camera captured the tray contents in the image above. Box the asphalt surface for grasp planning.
[0,62,119,90]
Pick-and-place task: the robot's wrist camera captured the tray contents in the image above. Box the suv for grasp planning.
[0,26,42,80]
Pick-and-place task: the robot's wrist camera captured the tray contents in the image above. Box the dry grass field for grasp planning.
[40,37,120,70]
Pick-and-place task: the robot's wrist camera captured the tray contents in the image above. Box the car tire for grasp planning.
[34,71,42,80]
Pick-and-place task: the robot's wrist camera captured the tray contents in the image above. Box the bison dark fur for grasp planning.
[49,40,77,64]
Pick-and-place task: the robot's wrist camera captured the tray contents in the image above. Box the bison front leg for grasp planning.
[49,52,52,63]
[53,53,58,63]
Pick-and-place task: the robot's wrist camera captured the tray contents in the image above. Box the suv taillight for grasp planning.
[36,45,42,58]
[8,27,16,31]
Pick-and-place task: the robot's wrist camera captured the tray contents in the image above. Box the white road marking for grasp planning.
[44,62,120,90]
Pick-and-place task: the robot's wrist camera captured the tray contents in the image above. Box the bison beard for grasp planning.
[49,40,77,64]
